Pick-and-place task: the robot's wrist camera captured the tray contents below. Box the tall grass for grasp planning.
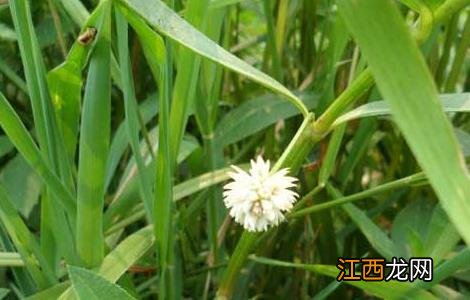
[0,0,468,299]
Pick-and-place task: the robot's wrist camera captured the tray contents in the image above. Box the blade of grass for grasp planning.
[0,58,28,94]
[0,252,24,267]
[115,11,154,222]
[10,0,77,268]
[76,0,111,268]
[250,256,437,299]
[0,93,75,218]
[291,172,426,218]
[55,0,89,27]
[47,1,107,163]
[104,97,157,191]
[215,92,318,147]
[444,12,470,92]
[333,93,470,126]
[0,185,56,289]
[337,0,470,245]
[117,0,309,117]
[154,34,174,300]
[104,165,238,233]
[59,226,154,300]
[118,3,174,296]
[67,266,136,300]
[0,224,36,294]
[25,283,70,300]
[327,183,402,260]
[168,0,208,161]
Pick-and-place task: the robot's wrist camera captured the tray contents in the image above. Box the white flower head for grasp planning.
[223,156,299,232]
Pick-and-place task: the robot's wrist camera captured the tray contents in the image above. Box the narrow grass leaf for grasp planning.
[59,226,154,300]
[10,0,76,268]
[0,185,56,288]
[116,11,154,221]
[250,256,436,300]
[337,0,470,245]
[0,252,23,267]
[318,125,346,186]
[0,93,75,217]
[76,0,111,267]
[56,0,89,27]
[0,155,41,218]
[118,2,174,294]
[117,0,308,116]
[105,97,157,190]
[67,266,136,300]
[169,0,207,159]
[334,93,470,126]
[47,2,107,162]
[215,92,318,146]
[0,58,27,93]
[26,283,70,300]
[327,184,402,260]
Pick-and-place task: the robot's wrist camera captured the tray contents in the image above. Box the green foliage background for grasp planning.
[0,0,468,299]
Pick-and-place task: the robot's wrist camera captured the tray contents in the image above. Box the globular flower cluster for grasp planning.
[223,156,299,232]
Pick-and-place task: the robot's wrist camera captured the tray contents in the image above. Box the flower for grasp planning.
[223,156,299,232]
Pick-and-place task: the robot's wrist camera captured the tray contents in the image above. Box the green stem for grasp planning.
[434,0,470,24]
[273,113,317,172]
[445,10,470,92]
[313,69,374,134]
[435,15,459,88]
[216,232,259,299]
[290,172,426,218]
[414,4,433,44]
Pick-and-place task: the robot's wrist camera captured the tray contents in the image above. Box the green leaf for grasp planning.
[0,23,16,41]
[0,155,41,218]
[75,0,112,268]
[117,0,308,116]
[215,92,318,146]
[250,256,437,300]
[0,93,76,218]
[9,0,72,184]
[0,288,9,299]
[104,97,157,190]
[26,282,70,300]
[328,184,402,260]
[423,206,460,264]
[0,252,23,267]
[59,227,154,300]
[67,266,136,300]
[104,164,236,234]
[103,133,199,230]
[56,0,89,27]
[0,58,28,94]
[168,0,208,159]
[10,0,77,269]
[318,125,346,186]
[454,128,470,157]
[98,226,154,282]
[47,2,107,162]
[333,93,470,126]
[337,0,470,245]
[0,185,56,288]
[116,10,154,222]
[0,136,14,159]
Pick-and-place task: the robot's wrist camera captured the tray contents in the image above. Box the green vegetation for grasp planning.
[0,0,469,298]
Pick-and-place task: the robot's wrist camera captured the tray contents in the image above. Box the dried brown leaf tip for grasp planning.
[77,27,98,45]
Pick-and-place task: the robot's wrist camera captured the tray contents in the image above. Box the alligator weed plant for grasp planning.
[0,0,469,298]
